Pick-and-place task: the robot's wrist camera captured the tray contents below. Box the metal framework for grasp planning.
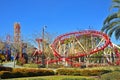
[50,30,120,66]
[33,30,120,66]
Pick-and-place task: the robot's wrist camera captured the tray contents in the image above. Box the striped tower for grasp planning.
[14,23,21,43]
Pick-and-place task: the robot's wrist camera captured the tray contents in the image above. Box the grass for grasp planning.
[98,71,120,80]
[23,63,39,68]
[4,76,96,80]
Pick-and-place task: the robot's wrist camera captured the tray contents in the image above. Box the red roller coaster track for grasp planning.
[34,30,120,66]
[50,30,120,65]
[51,30,110,57]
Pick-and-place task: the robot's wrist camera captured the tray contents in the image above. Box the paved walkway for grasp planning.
[2,61,23,68]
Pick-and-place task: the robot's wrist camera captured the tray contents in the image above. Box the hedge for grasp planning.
[0,68,54,79]
[56,68,112,76]
[0,66,12,71]
[99,71,120,80]
[0,66,120,79]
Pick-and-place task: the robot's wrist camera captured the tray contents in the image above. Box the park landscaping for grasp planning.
[0,66,120,80]
[0,0,120,80]
[5,76,96,80]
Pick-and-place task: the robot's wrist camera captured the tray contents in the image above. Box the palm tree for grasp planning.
[101,0,120,40]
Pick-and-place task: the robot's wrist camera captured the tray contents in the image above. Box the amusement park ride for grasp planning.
[1,23,120,67]
[33,30,120,67]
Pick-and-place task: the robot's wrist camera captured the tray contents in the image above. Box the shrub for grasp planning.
[0,68,54,79]
[0,71,11,79]
[62,78,95,80]
[56,68,112,76]
[99,71,120,80]
[57,68,75,75]
[48,63,64,68]
[0,71,10,78]
[73,70,81,76]
[23,63,39,68]
[0,66,12,71]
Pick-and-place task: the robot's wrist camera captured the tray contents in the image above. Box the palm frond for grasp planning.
[103,13,118,25]
[106,21,119,32]
[108,25,120,37]
[112,0,120,3]
[115,28,120,40]
[117,12,120,17]
[101,0,120,40]
[110,5,120,10]
[101,25,109,31]
[105,25,114,33]
[102,20,119,32]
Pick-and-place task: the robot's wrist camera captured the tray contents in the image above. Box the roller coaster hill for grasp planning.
[32,30,120,67]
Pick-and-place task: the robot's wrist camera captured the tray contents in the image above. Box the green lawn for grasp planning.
[4,76,97,80]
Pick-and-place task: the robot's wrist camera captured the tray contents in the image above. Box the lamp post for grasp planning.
[41,26,47,68]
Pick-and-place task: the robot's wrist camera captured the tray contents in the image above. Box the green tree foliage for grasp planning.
[101,0,120,40]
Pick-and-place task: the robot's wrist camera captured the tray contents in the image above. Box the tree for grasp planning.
[101,0,120,40]
[0,40,5,50]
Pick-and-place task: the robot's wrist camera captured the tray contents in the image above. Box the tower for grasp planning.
[14,23,21,43]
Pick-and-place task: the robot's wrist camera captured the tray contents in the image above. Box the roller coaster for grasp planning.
[33,30,120,67]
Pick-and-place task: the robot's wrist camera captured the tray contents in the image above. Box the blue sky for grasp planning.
[1,0,119,44]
